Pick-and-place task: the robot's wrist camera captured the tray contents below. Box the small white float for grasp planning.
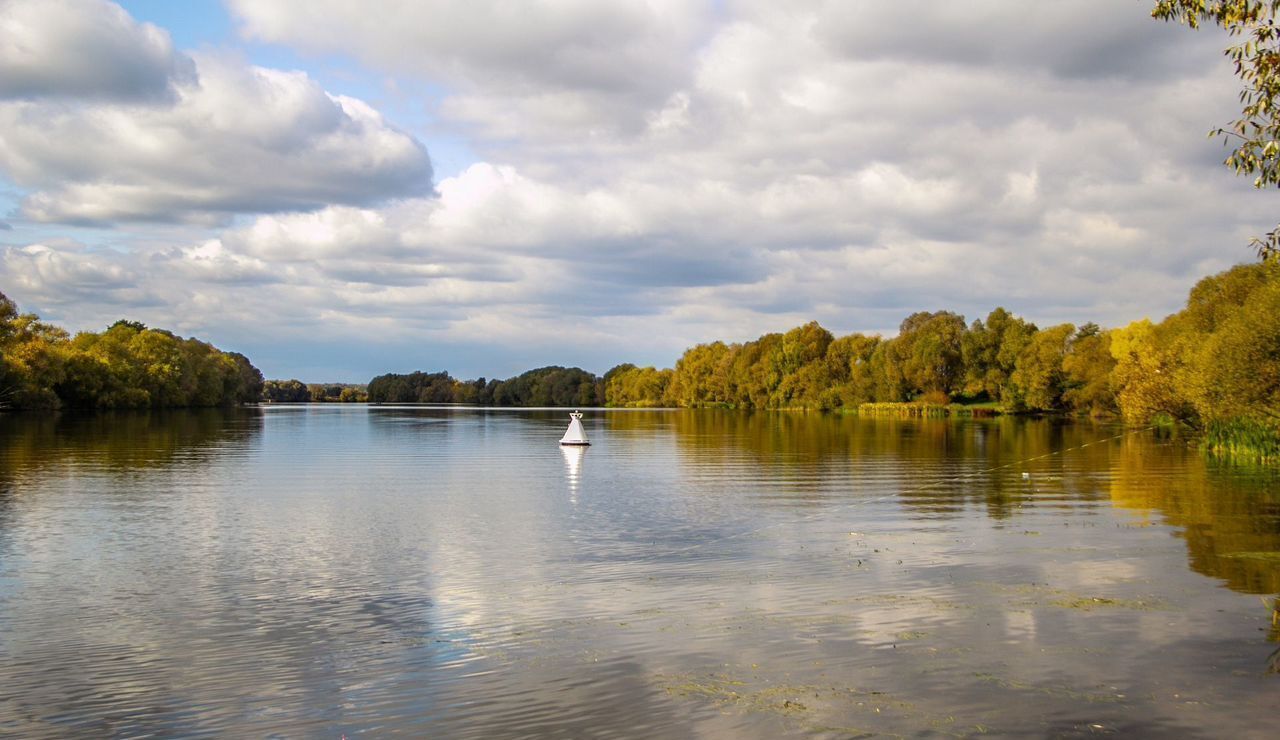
[559,410,590,446]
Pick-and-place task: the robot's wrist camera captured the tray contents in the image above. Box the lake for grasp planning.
[1,406,1277,737]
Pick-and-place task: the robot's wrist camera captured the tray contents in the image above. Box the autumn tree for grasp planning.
[0,293,261,409]
[604,365,672,407]
[1184,279,1280,420]
[1166,262,1280,421]
[1111,319,1193,424]
[1008,324,1075,412]
[666,342,732,406]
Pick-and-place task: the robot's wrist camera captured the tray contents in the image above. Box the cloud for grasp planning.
[0,0,194,101]
[1,0,1271,380]
[2,241,149,309]
[230,0,713,137]
[808,0,1223,81]
[0,3,431,224]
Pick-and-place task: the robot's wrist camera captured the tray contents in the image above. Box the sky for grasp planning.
[0,0,1271,382]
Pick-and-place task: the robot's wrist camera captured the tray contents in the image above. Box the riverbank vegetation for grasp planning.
[358,262,1278,461]
[7,261,1277,460]
[0,292,263,410]
[371,262,1279,458]
[606,262,1280,458]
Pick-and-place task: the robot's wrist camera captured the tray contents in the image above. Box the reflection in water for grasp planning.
[562,444,585,503]
[0,407,263,475]
[0,408,263,563]
[0,406,1277,737]
[1109,435,1280,594]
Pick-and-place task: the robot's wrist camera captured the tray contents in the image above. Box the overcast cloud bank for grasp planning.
[0,0,1270,380]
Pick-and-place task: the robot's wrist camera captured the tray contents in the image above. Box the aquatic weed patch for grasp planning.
[1218,551,1280,563]
[655,671,930,733]
[1203,417,1280,463]
[972,673,1125,704]
[973,581,1170,612]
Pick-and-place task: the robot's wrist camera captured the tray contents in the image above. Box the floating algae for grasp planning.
[656,672,917,724]
[972,673,1125,704]
[973,581,1170,612]
[1219,551,1280,563]
[1047,595,1165,611]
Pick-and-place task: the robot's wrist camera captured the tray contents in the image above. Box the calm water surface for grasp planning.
[1,406,1277,737]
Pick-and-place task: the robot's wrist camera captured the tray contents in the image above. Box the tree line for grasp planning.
[262,380,368,403]
[358,263,1278,446]
[1,292,263,410]
[606,262,1280,433]
[606,309,1106,414]
[7,261,1276,452]
[366,366,601,406]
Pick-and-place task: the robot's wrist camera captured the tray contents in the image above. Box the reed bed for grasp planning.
[1203,417,1280,462]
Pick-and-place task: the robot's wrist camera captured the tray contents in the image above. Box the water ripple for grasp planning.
[1,408,1276,737]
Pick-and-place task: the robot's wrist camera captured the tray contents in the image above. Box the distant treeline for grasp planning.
[363,263,1280,456]
[366,366,601,406]
[0,292,263,410]
[262,380,368,403]
[10,261,1276,458]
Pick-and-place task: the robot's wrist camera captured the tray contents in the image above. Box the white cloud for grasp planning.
[0,2,431,224]
[232,0,704,87]
[0,0,1271,379]
[0,0,194,101]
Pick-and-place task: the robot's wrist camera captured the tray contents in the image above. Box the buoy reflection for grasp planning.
[561,444,585,503]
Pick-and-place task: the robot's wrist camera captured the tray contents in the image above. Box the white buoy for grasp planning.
[559,410,590,446]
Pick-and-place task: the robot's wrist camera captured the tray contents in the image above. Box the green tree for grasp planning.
[225,352,264,404]
[962,307,1038,402]
[732,333,783,408]
[1061,324,1118,417]
[770,322,835,408]
[868,338,910,402]
[0,292,19,407]
[1008,324,1074,412]
[367,371,455,403]
[895,311,967,398]
[824,333,881,407]
[129,329,187,406]
[0,294,260,409]
[1153,0,1280,258]
[263,379,311,402]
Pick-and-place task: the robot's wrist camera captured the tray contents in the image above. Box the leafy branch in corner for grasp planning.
[1153,0,1280,259]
